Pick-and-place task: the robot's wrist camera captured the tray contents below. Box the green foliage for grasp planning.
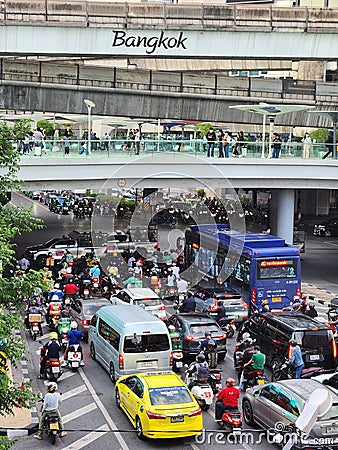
[0,435,14,449]
[309,128,329,143]
[0,120,45,417]
[197,189,205,198]
[195,123,214,137]
[36,119,54,137]
[13,119,32,142]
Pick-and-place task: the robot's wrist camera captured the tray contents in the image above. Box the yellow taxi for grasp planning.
[115,371,203,439]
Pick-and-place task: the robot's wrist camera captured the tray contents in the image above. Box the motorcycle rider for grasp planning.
[204,339,218,369]
[295,294,308,314]
[242,345,266,389]
[48,284,64,303]
[63,279,79,301]
[25,298,43,336]
[216,301,226,322]
[187,353,210,390]
[260,300,270,313]
[62,321,84,367]
[305,301,318,318]
[123,268,142,288]
[179,291,196,313]
[176,277,188,296]
[34,381,67,440]
[39,333,62,379]
[89,263,101,281]
[200,332,217,352]
[215,378,240,424]
[287,339,304,379]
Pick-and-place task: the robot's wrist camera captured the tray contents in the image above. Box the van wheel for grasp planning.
[90,343,96,361]
[109,363,116,383]
[136,416,145,440]
[242,399,255,426]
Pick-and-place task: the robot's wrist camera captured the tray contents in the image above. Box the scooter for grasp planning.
[217,317,236,338]
[184,370,214,411]
[272,360,324,382]
[242,369,265,390]
[57,318,72,351]
[217,408,242,434]
[28,312,42,341]
[91,277,100,295]
[45,358,62,382]
[82,279,91,299]
[42,409,61,445]
[208,369,223,394]
[67,344,82,372]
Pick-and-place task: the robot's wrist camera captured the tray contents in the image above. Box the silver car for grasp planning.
[69,298,111,339]
[242,379,338,449]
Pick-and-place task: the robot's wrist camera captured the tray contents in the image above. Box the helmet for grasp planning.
[207,339,216,348]
[196,353,206,363]
[128,268,135,274]
[50,332,58,340]
[242,332,251,341]
[47,382,58,392]
[54,283,60,289]
[289,339,297,346]
[70,321,78,330]
[226,377,236,387]
[30,299,37,307]
[168,325,176,332]
[245,337,253,345]
[293,295,300,302]
[262,300,269,306]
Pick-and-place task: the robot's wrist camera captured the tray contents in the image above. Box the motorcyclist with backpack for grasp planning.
[62,321,84,367]
[204,339,218,369]
[179,291,196,313]
[39,333,62,379]
[187,353,210,390]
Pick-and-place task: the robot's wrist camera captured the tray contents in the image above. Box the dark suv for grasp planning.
[237,312,337,370]
[167,313,227,362]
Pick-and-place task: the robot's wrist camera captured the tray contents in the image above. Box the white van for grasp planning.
[88,304,172,381]
[110,287,167,320]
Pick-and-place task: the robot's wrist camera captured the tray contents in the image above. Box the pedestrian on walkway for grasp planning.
[322,131,334,159]
[272,133,282,158]
[302,132,312,159]
[206,128,216,158]
[63,132,70,156]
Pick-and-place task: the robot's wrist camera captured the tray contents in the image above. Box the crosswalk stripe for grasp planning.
[61,384,87,401]
[60,424,109,450]
[63,402,97,424]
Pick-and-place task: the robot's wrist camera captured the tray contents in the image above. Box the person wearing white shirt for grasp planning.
[176,277,188,294]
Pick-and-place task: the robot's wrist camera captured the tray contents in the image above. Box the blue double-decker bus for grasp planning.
[184,225,301,311]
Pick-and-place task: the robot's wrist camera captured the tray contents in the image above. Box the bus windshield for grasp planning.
[257,259,297,280]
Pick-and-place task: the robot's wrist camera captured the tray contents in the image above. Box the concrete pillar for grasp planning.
[276,189,295,245]
[270,189,279,236]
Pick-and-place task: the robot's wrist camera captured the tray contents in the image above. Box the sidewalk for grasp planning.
[0,327,38,438]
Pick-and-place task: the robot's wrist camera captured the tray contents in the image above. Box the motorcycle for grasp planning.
[217,408,242,434]
[170,332,184,372]
[242,369,265,390]
[173,292,185,311]
[42,408,62,445]
[82,279,92,299]
[57,318,72,351]
[67,344,82,372]
[184,369,214,411]
[272,360,324,382]
[45,358,62,382]
[28,312,42,341]
[91,277,100,295]
[208,369,223,394]
[217,317,236,338]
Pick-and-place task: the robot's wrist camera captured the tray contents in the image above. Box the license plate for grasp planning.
[272,297,281,302]
[310,354,320,361]
[71,361,79,368]
[52,367,60,373]
[50,423,59,430]
[257,378,265,385]
[32,326,39,331]
[93,283,99,288]
[176,362,183,368]
[84,289,89,294]
[171,416,184,423]
[138,361,155,368]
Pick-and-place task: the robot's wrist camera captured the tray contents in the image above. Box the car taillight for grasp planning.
[296,286,301,297]
[52,360,60,366]
[333,340,337,359]
[185,335,194,341]
[170,352,173,365]
[119,354,124,370]
[82,319,89,326]
[251,289,257,304]
[146,411,166,419]
[158,305,166,311]
[188,408,202,417]
[210,299,218,311]
[287,344,293,359]
[215,334,227,339]
[93,278,99,283]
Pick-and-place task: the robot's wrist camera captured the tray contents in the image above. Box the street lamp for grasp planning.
[84,99,95,155]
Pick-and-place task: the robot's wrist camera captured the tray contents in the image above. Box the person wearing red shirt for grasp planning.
[63,280,79,300]
[215,378,240,422]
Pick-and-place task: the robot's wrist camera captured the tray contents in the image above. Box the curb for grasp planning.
[0,309,39,438]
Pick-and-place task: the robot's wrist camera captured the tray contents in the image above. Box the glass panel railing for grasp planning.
[14,139,338,160]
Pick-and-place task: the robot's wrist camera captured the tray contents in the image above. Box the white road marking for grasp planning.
[323,240,338,247]
[61,384,87,401]
[63,402,97,424]
[79,369,130,450]
[60,424,109,450]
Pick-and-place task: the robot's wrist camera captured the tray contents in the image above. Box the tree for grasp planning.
[195,122,214,137]
[0,120,48,449]
[36,119,54,137]
[309,128,329,143]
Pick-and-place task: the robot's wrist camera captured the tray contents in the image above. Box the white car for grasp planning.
[111,287,167,320]
[312,371,338,391]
